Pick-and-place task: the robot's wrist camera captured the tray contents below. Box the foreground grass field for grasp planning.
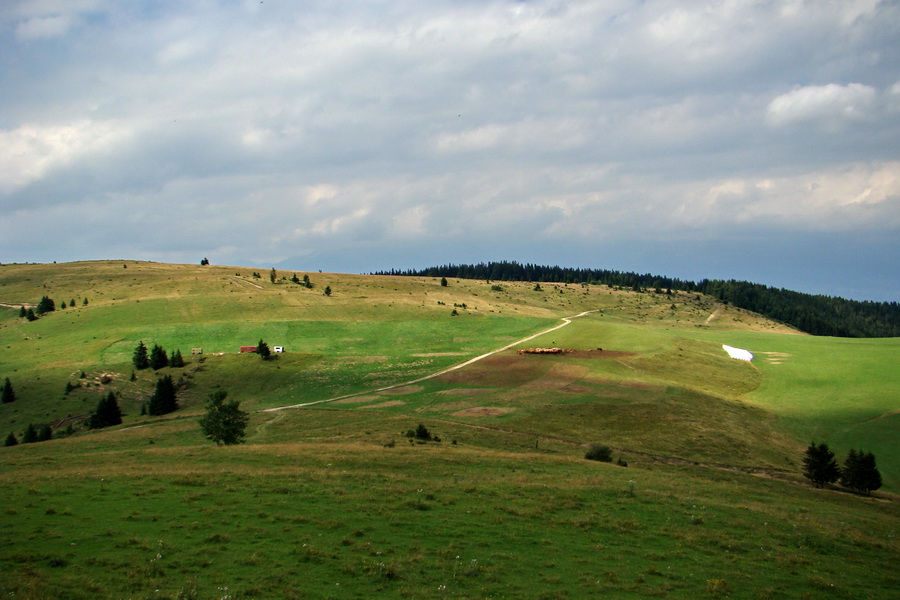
[1,261,897,598]
[2,435,897,600]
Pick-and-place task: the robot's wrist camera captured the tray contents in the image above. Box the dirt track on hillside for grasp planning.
[263,309,598,412]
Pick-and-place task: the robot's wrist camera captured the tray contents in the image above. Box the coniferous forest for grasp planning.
[375,261,899,338]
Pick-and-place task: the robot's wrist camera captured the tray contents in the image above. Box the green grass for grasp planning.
[0,261,897,598]
[1,437,897,600]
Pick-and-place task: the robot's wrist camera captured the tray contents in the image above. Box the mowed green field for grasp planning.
[0,261,897,599]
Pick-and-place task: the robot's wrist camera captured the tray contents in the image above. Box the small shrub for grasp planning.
[706,578,731,597]
[585,444,613,462]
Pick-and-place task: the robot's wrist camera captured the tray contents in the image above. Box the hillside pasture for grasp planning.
[0,261,897,598]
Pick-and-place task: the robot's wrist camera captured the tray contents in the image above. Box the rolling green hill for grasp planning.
[0,261,896,599]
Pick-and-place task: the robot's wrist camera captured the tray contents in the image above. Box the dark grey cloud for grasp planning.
[1,0,898,300]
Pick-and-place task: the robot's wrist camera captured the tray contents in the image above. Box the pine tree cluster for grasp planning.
[133,342,185,371]
[802,442,883,495]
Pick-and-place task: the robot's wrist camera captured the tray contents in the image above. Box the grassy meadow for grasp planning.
[0,261,897,599]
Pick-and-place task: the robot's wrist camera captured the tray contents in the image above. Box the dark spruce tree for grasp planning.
[38,424,53,442]
[802,441,840,487]
[149,344,169,370]
[22,424,39,444]
[18,306,26,318]
[256,339,271,360]
[169,349,185,368]
[414,423,433,441]
[1,378,15,404]
[36,296,56,315]
[199,391,250,446]
[90,392,123,429]
[26,308,37,322]
[840,449,883,495]
[148,375,178,416]
[133,341,150,370]
[4,432,17,447]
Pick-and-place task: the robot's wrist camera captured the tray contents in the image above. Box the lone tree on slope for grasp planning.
[22,424,39,444]
[256,339,271,360]
[133,341,150,370]
[148,375,178,416]
[802,441,840,488]
[90,392,123,429]
[1,378,16,404]
[199,391,250,446]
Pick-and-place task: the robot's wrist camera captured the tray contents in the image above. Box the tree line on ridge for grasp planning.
[374,261,899,338]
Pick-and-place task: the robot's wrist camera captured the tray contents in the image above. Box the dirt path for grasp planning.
[230,277,263,290]
[263,310,597,412]
[704,306,723,325]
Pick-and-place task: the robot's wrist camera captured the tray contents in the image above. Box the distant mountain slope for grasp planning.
[376,261,900,337]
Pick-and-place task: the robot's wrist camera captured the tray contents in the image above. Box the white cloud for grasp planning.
[0,120,128,194]
[767,83,878,127]
[673,162,900,230]
[15,14,72,39]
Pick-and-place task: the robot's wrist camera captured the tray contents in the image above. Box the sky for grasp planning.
[1,0,899,301]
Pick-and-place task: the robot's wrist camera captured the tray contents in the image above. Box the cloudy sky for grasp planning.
[2,0,898,301]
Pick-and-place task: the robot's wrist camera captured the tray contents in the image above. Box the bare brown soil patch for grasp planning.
[520,363,589,390]
[421,400,472,412]
[412,352,468,357]
[332,395,381,405]
[437,388,493,396]
[434,354,543,386]
[451,406,513,417]
[361,400,406,409]
[379,385,424,395]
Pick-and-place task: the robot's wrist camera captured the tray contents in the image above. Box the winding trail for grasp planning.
[264,309,597,412]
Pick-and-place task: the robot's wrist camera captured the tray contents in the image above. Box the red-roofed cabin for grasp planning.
[240,346,257,353]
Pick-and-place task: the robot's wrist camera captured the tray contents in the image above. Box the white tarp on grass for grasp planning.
[722,345,753,361]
